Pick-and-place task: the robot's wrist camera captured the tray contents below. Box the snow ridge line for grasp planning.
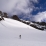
[0,21,12,31]
[0,21,6,27]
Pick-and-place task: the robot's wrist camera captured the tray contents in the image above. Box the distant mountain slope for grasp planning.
[20,19,46,30]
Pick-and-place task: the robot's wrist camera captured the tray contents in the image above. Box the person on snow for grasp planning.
[19,35,21,39]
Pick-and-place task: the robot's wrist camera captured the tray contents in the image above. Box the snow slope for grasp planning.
[0,18,46,46]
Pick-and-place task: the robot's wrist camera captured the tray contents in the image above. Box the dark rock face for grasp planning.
[0,18,2,21]
[0,11,2,15]
[0,11,4,20]
[30,24,44,30]
[3,12,8,18]
[39,22,46,26]
[12,15,20,21]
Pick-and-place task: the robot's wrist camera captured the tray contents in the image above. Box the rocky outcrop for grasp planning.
[0,11,4,20]
[11,15,20,21]
[3,12,8,18]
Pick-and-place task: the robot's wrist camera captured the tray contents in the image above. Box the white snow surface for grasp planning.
[0,18,46,46]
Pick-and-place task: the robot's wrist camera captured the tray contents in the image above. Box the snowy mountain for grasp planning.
[0,18,46,46]
[20,19,46,30]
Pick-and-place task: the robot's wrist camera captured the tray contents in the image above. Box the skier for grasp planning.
[19,35,21,39]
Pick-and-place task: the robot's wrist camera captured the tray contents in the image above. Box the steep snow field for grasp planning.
[0,18,46,46]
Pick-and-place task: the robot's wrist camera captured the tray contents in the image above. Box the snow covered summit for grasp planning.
[0,18,46,46]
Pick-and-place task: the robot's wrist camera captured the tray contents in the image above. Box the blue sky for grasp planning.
[0,0,46,22]
[32,0,46,15]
